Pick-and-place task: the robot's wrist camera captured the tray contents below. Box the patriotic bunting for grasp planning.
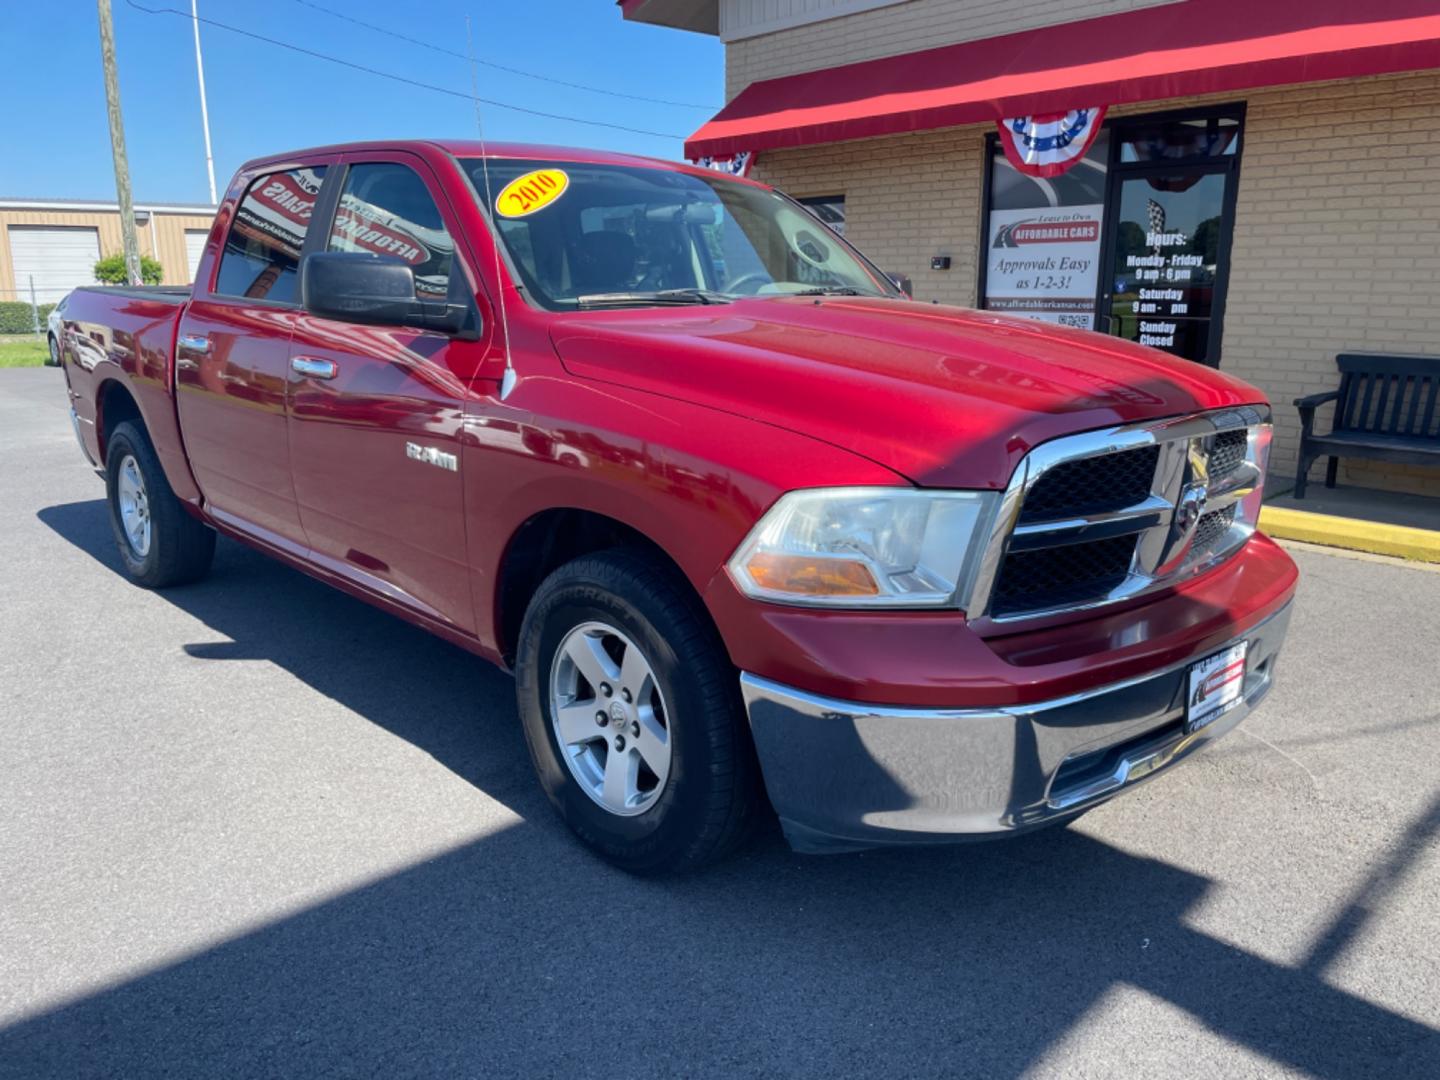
[690,151,756,178]
[996,108,1106,178]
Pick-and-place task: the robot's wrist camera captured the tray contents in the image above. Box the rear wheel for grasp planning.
[515,549,760,874]
[46,335,60,367]
[105,421,215,588]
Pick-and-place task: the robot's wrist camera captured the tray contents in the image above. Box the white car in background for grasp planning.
[46,294,68,367]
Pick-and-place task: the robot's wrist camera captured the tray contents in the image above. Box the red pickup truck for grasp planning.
[58,140,1296,872]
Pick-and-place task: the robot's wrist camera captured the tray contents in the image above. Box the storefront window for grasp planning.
[799,195,846,236]
[981,105,1243,366]
[981,132,1109,329]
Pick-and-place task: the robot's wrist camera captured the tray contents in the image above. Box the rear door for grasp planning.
[286,151,487,635]
[175,159,332,549]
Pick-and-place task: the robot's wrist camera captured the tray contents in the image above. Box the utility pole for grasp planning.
[191,0,218,205]
[97,0,143,286]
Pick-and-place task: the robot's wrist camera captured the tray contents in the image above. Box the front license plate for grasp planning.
[1186,641,1249,734]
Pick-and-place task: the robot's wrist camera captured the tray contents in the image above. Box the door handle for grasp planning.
[291,356,338,380]
[178,333,211,354]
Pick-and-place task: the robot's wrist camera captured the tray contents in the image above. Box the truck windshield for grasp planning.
[459,158,899,310]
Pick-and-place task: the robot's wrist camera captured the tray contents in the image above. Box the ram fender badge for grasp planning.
[405,442,458,472]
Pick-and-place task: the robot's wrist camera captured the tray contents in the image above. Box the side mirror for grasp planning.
[301,252,476,338]
[887,271,914,298]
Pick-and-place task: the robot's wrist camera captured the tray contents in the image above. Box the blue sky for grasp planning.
[0,0,721,204]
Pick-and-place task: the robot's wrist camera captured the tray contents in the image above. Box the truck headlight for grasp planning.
[727,487,997,609]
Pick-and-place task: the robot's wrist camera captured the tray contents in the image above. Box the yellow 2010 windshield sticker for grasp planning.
[495,169,570,218]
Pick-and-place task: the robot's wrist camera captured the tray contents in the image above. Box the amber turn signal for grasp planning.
[744,552,880,596]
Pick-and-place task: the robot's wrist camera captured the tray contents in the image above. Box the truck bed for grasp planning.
[61,285,200,504]
[73,285,191,303]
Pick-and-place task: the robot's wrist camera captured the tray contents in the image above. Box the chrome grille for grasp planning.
[965,407,1270,623]
[990,535,1138,617]
[1208,429,1248,482]
[1018,445,1160,523]
[1192,503,1238,555]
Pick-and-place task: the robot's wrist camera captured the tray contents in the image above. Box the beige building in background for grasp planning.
[0,198,216,306]
[621,0,1440,497]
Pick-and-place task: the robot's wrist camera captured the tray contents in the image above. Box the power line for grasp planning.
[289,0,717,110]
[121,0,687,140]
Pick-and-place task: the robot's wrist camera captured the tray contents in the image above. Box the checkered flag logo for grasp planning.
[1147,198,1167,252]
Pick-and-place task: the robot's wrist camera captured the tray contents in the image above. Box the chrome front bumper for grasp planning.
[741,601,1292,854]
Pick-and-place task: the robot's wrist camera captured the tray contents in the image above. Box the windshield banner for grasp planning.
[996,109,1106,178]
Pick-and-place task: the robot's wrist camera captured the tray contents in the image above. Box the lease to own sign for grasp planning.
[984,204,1104,330]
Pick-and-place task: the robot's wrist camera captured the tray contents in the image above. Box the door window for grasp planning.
[1119,115,1240,163]
[1105,170,1229,363]
[327,163,455,300]
[215,167,327,303]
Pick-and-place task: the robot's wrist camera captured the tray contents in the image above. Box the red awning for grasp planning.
[685,0,1440,160]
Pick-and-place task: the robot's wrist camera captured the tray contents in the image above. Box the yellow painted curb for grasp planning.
[1260,506,1440,564]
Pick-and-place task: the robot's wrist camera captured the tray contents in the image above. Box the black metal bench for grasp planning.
[1293,353,1440,498]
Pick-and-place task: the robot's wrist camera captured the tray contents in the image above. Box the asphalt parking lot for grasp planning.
[2,365,1438,1078]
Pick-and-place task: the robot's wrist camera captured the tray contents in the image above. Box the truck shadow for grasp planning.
[16,499,1440,1077]
[35,498,540,819]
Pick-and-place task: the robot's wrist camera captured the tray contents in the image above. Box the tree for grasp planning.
[94,252,163,286]
[1115,220,1149,264]
[1188,216,1222,266]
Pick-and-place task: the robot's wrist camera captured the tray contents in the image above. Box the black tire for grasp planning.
[105,420,216,588]
[46,335,60,367]
[515,549,761,874]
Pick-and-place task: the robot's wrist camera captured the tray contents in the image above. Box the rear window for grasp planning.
[214,167,327,303]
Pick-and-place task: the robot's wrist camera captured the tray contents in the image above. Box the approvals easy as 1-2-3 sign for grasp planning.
[985,204,1104,329]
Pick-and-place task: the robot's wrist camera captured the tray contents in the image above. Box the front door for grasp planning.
[286,153,485,636]
[176,162,330,549]
[1098,164,1236,366]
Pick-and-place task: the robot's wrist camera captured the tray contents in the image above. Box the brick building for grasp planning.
[619,0,1440,496]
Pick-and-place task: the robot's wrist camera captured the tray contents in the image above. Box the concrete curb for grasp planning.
[1259,505,1440,564]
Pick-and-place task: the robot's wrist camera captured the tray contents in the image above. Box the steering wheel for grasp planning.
[721,271,773,296]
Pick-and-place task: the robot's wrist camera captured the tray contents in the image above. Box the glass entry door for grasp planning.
[1095,108,1243,367]
[1099,165,1235,365]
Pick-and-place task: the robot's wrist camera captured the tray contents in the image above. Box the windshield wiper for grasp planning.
[792,286,866,296]
[574,289,732,309]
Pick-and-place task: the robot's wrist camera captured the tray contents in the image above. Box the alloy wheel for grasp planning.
[549,620,672,816]
[116,454,152,558]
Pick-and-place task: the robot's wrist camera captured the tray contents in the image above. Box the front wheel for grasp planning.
[46,335,60,367]
[515,550,761,874]
[105,421,216,588]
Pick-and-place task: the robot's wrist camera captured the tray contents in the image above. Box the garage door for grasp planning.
[184,229,208,283]
[7,226,101,305]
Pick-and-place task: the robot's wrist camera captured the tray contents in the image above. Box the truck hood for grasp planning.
[548,296,1266,488]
